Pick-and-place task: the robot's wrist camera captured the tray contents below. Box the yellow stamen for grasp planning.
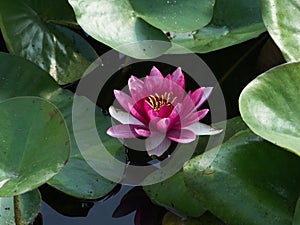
[146,92,176,111]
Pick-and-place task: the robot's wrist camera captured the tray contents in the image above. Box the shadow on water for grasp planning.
[39,185,135,225]
[37,185,165,225]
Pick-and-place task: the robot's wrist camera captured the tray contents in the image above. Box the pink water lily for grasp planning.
[107,67,222,156]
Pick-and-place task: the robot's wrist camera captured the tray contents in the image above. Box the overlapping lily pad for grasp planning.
[239,62,300,156]
[144,117,247,217]
[144,172,206,217]
[0,52,125,199]
[162,212,225,225]
[168,0,266,53]
[261,0,300,62]
[294,197,300,225]
[184,130,300,225]
[0,0,98,84]
[0,97,70,196]
[129,0,215,32]
[0,189,41,225]
[68,0,171,59]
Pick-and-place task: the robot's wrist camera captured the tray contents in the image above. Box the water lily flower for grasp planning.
[107,67,222,156]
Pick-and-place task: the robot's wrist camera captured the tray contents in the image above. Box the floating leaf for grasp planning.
[144,172,206,217]
[0,0,98,84]
[168,0,266,53]
[0,189,41,225]
[68,0,171,59]
[184,130,300,225]
[261,0,300,62]
[0,53,125,199]
[294,197,300,225]
[162,212,225,225]
[239,62,300,156]
[129,0,215,32]
[0,97,70,196]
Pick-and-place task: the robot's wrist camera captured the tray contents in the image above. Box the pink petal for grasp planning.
[146,134,171,157]
[195,87,213,109]
[128,76,147,101]
[107,124,143,138]
[149,66,164,79]
[189,87,204,106]
[180,109,209,128]
[134,127,151,137]
[155,118,171,133]
[171,67,185,89]
[144,75,162,94]
[143,100,159,120]
[168,103,182,127]
[114,90,134,113]
[167,129,196,143]
[158,105,173,118]
[184,122,223,135]
[180,91,197,116]
[197,109,209,120]
[129,103,149,125]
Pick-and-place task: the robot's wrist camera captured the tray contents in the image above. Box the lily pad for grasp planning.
[68,0,171,59]
[162,212,226,225]
[261,0,300,62]
[294,197,300,225]
[129,0,215,32]
[239,62,300,156]
[145,117,247,216]
[184,130,300,225]
[0,52,125,199]
[0,97,70,196]
[144,172,206,217]
[168,0,266,53]
[0,0,98,84]
[0,189,41,225]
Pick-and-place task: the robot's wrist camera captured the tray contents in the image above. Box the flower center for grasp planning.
[146,92,177,111]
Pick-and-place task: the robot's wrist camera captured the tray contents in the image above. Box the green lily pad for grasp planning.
[0,52,125,199]
[129,0,215,32]
[184,130,300,225]
[162,212,226,225]
[294,197,300,225]
[239,62,300,156]
[0,189,41,225]
[144,172,206,217]
[0,97,70,196]
[145,117,247,216]
[168,0,266,53]
[261,0,300,62]
[194,116,248,155]
[68,0,171,59]
[0,0,98,84]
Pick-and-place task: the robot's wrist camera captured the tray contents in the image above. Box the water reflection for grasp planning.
[39,185,134,225]
[38,185,165,225]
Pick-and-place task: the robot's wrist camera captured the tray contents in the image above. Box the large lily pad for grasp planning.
[0,52,125,199]
[0,97,70,196]
[0,0,98,84]
[129,0,215,32]
[144,117,247,216]
[239,62,300,156]
[294,197,300,225]
[184,130,300,225]
[168,0,266,53]
[0,189,41,225]
[162,212,226,225]
[261,0,300,62]
[144,172,206,217]
[68,0,171,59]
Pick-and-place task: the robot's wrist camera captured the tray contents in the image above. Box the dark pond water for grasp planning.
[40,186,134,225]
